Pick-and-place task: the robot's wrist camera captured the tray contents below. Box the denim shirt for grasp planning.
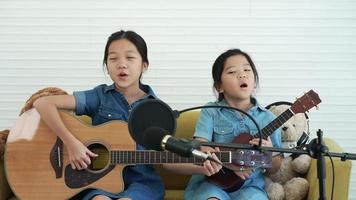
[190,98,282,192]
[72,83,164,200]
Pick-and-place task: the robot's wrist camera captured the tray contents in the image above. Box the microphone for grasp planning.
[142,126,210,160]
[128,99,177,146]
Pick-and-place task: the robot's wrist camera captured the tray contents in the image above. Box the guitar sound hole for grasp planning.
[87,143,109,171]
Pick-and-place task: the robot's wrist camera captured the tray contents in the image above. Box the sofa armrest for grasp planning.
[306,138,352,200]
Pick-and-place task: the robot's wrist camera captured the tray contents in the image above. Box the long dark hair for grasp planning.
[212,49,259,101]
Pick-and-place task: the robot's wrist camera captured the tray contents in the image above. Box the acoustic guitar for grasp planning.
[208,89,321,191]
[5,109,271,200]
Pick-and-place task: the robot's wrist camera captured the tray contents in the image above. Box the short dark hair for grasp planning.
[212,49,259,101]
[103,30,149,67]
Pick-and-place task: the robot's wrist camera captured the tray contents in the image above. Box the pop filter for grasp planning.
[128,99,177,146]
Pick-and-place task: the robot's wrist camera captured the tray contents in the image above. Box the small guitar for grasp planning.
[5,109,272,200]
[208,89,321,191]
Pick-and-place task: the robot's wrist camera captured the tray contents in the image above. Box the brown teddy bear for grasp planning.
[265,104,311,200]
[0,87,68,158]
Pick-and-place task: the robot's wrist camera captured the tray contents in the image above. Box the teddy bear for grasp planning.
[264,104,312,200]
[0,87,68,158]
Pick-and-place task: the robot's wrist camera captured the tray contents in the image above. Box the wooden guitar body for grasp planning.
[5,109,132,200]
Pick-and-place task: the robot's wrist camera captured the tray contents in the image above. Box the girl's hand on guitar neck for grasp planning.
[200,146,222,176]
[66,138,98,170]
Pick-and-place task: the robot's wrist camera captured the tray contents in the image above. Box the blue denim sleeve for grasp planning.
[194,108,214,141]
[73,91,86,115]
[73,89,100,116]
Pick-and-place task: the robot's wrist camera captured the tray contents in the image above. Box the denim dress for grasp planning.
[184,98,282,200]
[71,83,165,200]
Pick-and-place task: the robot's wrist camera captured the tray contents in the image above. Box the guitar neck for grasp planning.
[253,89,321,140]
[253,108,294,139]
[110,151,231,164]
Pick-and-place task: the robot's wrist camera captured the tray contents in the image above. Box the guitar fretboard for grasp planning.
[253,108,294,139]
[110,151,231,164]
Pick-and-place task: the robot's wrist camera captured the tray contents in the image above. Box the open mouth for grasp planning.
[240,83,248,88]
[119,72,128,77]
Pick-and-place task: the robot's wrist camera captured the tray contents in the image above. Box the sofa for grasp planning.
[0,111,352,200]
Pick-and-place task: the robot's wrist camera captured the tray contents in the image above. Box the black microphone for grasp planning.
[142,126,210,160]
[128,99,177,146]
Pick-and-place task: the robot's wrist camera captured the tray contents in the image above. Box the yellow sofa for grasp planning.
[0,111,352,200]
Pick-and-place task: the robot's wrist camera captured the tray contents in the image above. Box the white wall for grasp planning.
[1,0,356,198]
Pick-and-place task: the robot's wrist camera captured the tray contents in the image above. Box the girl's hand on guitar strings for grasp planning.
[66,138,98,170]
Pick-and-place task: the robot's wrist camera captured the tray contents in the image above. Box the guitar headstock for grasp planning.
[290,90,321,114]
[230,150,272,168]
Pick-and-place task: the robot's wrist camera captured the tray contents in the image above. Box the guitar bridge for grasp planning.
[49,137,63,178]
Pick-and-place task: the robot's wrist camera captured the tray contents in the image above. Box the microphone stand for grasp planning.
[306,129,356,200]
[310,129,327,200]
[199,129,356,200]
